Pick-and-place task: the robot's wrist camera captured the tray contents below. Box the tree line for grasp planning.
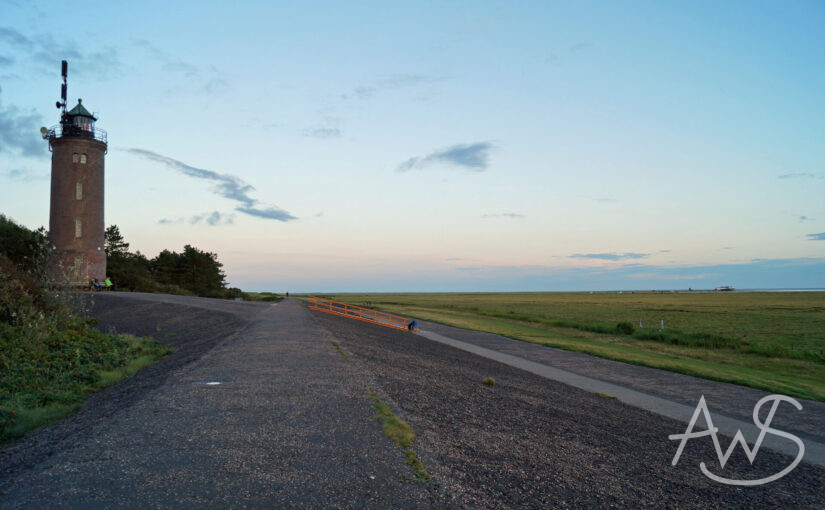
[0,215,242,299]
[104,225,243,299]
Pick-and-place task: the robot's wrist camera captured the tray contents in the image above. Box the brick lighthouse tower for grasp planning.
[44,61,108,285]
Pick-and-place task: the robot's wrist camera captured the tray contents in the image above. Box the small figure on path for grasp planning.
[286,292,289,298]
[407,320,418,332]
[104,276,115,291]
[91,278,103,291]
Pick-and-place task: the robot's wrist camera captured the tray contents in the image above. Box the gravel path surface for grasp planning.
[312,308,825,508]
[1,296,441,508]
[415,318,825,441]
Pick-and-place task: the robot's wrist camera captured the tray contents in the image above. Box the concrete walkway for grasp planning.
[415,321,825,468]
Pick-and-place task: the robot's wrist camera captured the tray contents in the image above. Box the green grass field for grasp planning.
[319,292,825,402]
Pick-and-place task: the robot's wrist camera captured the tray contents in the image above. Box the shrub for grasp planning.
[0,214,49,278]
[615,321,635,335]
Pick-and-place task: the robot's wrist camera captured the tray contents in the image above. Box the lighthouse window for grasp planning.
[75,219,82,239]
[76,182,83,200]
[72,153,79,163]
[80,154,87,164]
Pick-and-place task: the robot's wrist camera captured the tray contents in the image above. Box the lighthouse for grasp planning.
[43,61,108,286]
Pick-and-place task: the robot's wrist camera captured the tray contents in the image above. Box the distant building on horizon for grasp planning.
[44,61,108,285]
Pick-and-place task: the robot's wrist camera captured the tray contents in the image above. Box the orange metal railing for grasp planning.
[307,295,412,331]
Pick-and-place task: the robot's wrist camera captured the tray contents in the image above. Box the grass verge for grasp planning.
[368,390,431,482]
[330,340,349,360]
[1,326,173,445]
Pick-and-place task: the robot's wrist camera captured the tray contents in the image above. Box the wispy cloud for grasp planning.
[428,257,825,292]
[594,197,618,203]
[569,252,650,261]
[0,86,46,157]
[397,142,494,172]
[303,127,341,139]
[0,27,29,47]
[341,73,438,102]
[0,26,122,79]
[482,213,524,219]
[807,232,825,241]
[134,40,229,94]
[123,148,296,222]
[799,215,813,223]
[569,42,594,53]
[778,172,823,180]
[190,211,234,226]
[659,249,672,253]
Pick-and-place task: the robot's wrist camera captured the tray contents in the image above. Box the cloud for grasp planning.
[778,172,822,179]
[0,55,13,67]
[594,197,617,203]
[799,215,813,223]
[482,213,524,219]
[659,249,672,253]
[342,73,438,102]
[383,73,433,88]
[235,206,296,222]
[0,26,122,79]
[134,39,198,76]
[134,40,228,94]
[123,148,297,222]
[189,211,234,226]
[423,257,825,292]
[807,232,825,241]
[353,86,375,99]
[303,127,341,139]
[569,42,594,53]
[0,27,32,47]
[0,86,46,157]
[397,142,494,172]
[569,252,650,261]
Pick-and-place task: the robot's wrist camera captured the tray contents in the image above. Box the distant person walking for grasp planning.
[407,320,418,332]
[286,292,289,298]
[104,277,115,291]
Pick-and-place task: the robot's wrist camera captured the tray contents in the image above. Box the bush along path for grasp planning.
[0,248,172,444]
[0,317,172,444]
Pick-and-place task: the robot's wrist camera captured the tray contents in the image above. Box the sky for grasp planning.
[1,0,824,292]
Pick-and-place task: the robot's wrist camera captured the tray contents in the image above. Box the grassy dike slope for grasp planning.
[322,292,825,401]
[0,259,171,444]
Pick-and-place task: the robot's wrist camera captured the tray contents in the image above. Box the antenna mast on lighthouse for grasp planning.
[57,60,68,119]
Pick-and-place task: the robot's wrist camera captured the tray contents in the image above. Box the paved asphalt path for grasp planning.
[2,294,824,508]
[1,295,441,508]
